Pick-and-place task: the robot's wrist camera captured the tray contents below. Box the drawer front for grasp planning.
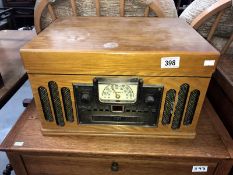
[22,155,217,175]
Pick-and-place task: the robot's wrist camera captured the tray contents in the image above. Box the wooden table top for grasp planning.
[22,17,218,54]
[1,99,232,161]
[0,30,36,108]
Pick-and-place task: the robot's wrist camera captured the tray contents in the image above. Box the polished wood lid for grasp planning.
[21,17,219,76]
[22,17,218,54]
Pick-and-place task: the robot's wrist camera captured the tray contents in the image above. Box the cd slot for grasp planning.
[111,105,124,113]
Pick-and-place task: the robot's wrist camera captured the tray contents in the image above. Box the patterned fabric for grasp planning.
[179,0,218,24]
[156,0,178,18]
[180,0,233,52]
[35,0,177,30]
[211,36,233,54]
[214,7,233,38]
[197,7,233,38]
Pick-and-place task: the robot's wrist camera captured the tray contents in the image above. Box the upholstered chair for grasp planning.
[34,0,232,54]
[34,0,177,33]
[179,0,233,54]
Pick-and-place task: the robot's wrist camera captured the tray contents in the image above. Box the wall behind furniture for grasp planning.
[0,0,3,8]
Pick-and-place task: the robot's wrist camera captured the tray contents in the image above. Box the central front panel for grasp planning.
[74,77,164,126]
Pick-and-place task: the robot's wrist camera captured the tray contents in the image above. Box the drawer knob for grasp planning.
[111,162,119,172]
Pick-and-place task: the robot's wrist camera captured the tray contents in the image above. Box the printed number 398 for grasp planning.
[161,57,180,68]
[165,60,176,66]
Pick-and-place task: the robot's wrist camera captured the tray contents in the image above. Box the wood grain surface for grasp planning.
[214,55,233,103]
[208,54,233,138]
[204,97,233,175]
[0,99,232,175]
[22,17,218,52]
[21,17,219,77]
[29,74,210,138]
[0,30,36,108]
[0,99,230,159]
[208,78,233,139]
[22,155,217,175]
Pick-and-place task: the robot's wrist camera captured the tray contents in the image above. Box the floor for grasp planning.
[0,81,33,175]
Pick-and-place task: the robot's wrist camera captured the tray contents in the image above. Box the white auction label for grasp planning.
[192,166,208,172]
[204,60,215,66]
[161,57,180,68]
[14,141,24,147]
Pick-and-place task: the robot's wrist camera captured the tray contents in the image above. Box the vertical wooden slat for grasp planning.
[221,33,233,54]
[144,6,150,17]
[207,10,224,41]
[95,0,100,16]
[120,0,125,17]
[191,0,232,29]
[149,1,165,17]
[70,0,77,16]
[48,4,56,21]
[34,0,50,34]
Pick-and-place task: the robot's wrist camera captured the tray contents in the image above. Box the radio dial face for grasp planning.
[98,83,138,103]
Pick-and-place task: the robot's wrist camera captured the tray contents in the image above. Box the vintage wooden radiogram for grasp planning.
[21,17,219,138]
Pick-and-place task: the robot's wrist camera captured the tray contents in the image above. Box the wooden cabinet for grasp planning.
[2,0,36,28]
[3,0,35,7]
[208,55,233,138]
[1,99,232,175]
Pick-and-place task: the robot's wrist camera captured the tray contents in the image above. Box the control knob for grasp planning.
[145,95,155,105]
[81,93,90,103]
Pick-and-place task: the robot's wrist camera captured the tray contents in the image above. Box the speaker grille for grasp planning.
[172,83,189,129]
[48,81,65,126]
[61,87,74,122]
[162,89,176,125]
[183,90,200,126]
[38,86,54,121]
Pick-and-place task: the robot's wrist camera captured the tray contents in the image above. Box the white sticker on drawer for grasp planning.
[161,57,180,68]
[192,166,208,172]
[204,60,215,66]
[14,141,24,147]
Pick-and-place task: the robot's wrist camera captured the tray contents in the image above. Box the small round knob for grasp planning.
[145,96,155,105]
[111,162,119,172]
[3,170,9,175]
[81,93,90,103]
[6,164,13,171]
